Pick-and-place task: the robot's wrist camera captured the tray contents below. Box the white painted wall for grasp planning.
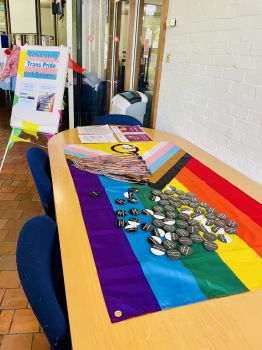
[156,0,262,184]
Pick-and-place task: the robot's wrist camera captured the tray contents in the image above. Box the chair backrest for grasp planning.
[26,147,55,219]
[92,114,142,126]
[17,216,71,350]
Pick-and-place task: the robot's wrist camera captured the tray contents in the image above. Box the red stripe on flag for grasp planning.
[68,55,86,74]
[186,158,262,226]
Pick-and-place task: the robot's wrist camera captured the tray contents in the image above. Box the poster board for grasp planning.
[11,45,69,134]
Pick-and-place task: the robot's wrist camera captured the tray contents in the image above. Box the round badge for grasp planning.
[159,200,170,206]
[115,210,127,217]
[165,211,177,219]
[178,213,189,220]
[187,219,198,226]
[224,227,238,234]
[151,228,165,237]
[88,191,101,197]
[163,219,176,225]
[148,236,162,245]
[176,228,189,237]
[187,226,198,234]
[152,206,164,213]
[125,226,138,233]
[217,234,232,243]
[164,189,175,195]
[179,245,193,256]
[176,220,188,228]
[163,224,176,233]
[180,208,192,215]
[153,214,165,220]
[170,232,179,241]
[203,241,218,251]
[164,205,175,212]
[152,219,164,228]
[203,232,217,241]
[115,199,126,205]
[124,191,133,198]
[111,143,139,154]
[151,244,166,256]
[190,233,204,243]
[115,219,127,228]
[129,208,140,216]
[128,197,138,204]
[128,218,140,226]
[142,209,154,216]
[178,237,193,246]
[226,220,238,228]
[166,249,181,260]
[151,195,161,202]
[152,190,162,196]
[162,240,176,250]
[141,223,153,231]
[129,188,138,193]
[175,189,184,195]
[217,213,228,220]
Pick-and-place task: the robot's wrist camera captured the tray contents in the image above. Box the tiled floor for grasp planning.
[0,102,50,350]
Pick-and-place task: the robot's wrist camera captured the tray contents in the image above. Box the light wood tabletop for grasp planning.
[48,128,262,350]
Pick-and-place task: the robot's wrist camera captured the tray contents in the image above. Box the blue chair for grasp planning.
[92,114,142,126]
[26,147,55,219]
[17,216,71,350]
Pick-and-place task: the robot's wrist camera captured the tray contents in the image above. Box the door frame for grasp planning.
[150,0,169,128]
[107,0,169,127]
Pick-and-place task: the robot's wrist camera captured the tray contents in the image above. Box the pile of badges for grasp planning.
[114,186,238,260]
[72,154,151,184]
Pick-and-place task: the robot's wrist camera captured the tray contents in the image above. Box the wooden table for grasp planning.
[48,128,262,350]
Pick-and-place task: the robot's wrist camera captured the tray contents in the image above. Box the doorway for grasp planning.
[74,0,167,127]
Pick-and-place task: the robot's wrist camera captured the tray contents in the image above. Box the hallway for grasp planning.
[0,104,50,350]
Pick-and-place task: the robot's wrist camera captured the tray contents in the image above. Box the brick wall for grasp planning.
[156,0,262,184]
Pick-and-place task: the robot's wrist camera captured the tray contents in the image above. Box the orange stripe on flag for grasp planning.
[176,167,262,257]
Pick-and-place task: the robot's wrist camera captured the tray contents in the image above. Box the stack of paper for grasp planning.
[77,125,117,143]
[110,125,153,142]
[77,124,153,144]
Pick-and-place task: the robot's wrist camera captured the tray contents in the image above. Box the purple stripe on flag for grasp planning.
[68,163,160,322]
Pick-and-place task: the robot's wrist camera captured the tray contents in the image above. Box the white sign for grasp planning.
[9,0,37,34]
[11,45,69,134]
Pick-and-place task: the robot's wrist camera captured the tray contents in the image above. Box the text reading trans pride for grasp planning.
[24,50,60,80]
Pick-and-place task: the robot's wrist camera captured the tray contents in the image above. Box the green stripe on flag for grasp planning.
[8,128,22,150]
[134,184,248,298]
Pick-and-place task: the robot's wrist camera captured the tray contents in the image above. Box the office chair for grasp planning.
[17,216,71,350]
[26,147,55,219]
[92,114,143,126]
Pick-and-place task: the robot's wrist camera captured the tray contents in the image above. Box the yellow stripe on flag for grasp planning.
[10,135,31,143]
[81,141,160,155]
[22,120,40,140]
[17,50,27,78]
[165,178,262,291]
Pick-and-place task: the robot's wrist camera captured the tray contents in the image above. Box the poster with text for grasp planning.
[11,46,69,134]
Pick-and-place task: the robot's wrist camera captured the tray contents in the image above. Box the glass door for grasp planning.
[109,0,135,100]
[135,1,163,93]
[109,0,163,125]
[74,0,166,126]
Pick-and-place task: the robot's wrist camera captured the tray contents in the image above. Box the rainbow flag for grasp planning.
[64,142,262,323]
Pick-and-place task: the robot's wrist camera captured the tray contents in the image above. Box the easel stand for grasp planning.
[0,131,11,172]
[0,130,47,173]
